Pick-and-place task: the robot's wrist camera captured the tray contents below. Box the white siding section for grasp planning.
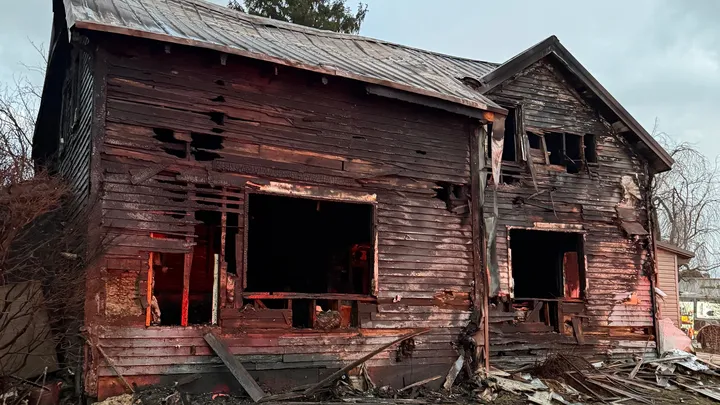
[657,248,680,326]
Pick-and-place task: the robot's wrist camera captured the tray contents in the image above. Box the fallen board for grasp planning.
[303,329,430,396]
[204,332,266,402]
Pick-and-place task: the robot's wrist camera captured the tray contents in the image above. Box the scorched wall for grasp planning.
[484,59,657,368]
[84,37,481,398]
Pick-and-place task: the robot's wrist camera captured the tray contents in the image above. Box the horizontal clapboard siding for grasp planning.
[486,59,656,367]
[657,249,680,326]
[90,37,476,390]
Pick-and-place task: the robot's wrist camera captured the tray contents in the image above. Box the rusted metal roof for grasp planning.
[63,0,503,113]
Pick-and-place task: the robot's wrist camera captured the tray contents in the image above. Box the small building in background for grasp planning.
[655,241,694,328]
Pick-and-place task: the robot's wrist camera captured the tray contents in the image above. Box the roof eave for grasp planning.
[656,240,695,259]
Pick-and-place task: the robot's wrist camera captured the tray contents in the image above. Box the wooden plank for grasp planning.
[181,239,194,327]
[203,332,266,402]
[571,317,584,344]
[303,329,430,396]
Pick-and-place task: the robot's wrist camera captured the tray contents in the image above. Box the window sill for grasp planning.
[242,292,377,302]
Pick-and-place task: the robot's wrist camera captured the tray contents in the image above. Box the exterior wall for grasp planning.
[85,37,479,398]
[57,47,94,221]
[485,59,656,368]
[656,248,681,326]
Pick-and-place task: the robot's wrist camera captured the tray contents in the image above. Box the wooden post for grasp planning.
[181,238,194,327]
[146,252,154,326]
[212,253,220,325]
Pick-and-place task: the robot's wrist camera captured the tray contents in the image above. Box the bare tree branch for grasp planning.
[652,119,720,276]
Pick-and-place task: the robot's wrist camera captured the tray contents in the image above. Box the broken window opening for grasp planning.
[246,193,374,329]
[584,134,598,164]
[565,135,582,174]
[544,132,584,173]
[528,132,542,149]
[545,132,564,166]
[502,108,517,162]
[509,229,585,301]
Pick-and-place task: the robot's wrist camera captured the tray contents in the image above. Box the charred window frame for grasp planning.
[506,226,587,332]
[240,187,378,329]
[507,226,587,301]
[529,132,596,174]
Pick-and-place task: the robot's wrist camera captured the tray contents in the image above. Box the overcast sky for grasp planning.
[2,0,718,158]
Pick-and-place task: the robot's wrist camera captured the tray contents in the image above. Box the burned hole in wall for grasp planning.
[151,252,185,326]
[153,128,187,158]
[246,194,373,328]
[208,111,225,126]
[510,229,585,301]
[434,182,468,213]
[150,211,222,326]
[189,210,222,325]
[191,132,223,161]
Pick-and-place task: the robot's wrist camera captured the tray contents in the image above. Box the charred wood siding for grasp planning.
[89,39,476,395]
[486,59,655,367]
[58,48,94,220]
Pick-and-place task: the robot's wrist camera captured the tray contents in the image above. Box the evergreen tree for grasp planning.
[228,0,368,34]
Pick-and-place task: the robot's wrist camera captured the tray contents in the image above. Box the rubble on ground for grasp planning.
[78,350,720,405]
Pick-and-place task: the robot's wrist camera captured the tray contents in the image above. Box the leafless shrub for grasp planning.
[652,121,720,276]
[0,54,101,389]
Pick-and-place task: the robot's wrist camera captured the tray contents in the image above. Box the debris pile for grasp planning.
[468,351,720,404]
[92,347,720,405]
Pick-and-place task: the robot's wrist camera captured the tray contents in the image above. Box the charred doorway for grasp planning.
[509,229,585,300]
[246,193,374,328]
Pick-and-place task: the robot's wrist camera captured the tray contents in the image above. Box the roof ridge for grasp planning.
[181,0,500,67]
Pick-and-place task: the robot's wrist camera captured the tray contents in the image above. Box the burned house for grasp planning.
[33,0,673,399]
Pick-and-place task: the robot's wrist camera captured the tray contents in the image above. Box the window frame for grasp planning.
[240,185,379,303]
[505,225,588,301]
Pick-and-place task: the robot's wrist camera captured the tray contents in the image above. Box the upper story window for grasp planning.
[526,132,598,174]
